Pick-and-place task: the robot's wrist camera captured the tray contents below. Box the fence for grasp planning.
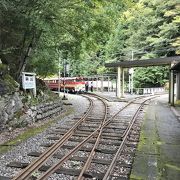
[135,87,166,95]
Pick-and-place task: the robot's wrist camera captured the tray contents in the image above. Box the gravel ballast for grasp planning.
[0,94,89,178]
[0,92,137,179]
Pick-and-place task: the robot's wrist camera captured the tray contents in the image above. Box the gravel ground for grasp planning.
[0,92,144,179]
[0,94,89,178]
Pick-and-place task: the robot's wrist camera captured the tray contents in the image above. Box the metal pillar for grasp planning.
[129,68,134,94]
[169,68,171,104]
[117,67,121,98]
[116,76,117,97]
[176,72,180,101]
[33,76,37,97]
[62,59,68,100]
[108,76,110,92]
[122,68,124,97]
[58,57,61,97]
[101,76,104,92]
[96,76,98,92]
[128,73,131,93]
[170,70,174,105]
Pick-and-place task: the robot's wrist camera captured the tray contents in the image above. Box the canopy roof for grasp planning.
[105,56,180,68]
[171,62,180,71]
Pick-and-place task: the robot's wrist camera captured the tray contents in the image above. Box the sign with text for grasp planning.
[22,72,36,96]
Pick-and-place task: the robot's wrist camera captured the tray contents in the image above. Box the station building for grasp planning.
[105,56,180,105]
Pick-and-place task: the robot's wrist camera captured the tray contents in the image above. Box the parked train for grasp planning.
[44,76,85,93]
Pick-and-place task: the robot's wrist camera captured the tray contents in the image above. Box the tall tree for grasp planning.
[0,0,131,79]
[104,0,179,88]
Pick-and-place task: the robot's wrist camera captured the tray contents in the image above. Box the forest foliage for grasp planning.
[0,0,179,88]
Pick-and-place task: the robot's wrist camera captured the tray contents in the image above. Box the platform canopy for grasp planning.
[105,56,180,68]
[171,62,180,71]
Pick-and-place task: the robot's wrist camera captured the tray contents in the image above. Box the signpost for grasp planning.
[22,72,36,97]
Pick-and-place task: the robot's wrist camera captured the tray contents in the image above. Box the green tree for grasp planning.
[0,0,131,80]
[134,66,169,88]
[104,0,179,88]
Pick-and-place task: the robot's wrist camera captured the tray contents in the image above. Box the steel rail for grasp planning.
[38,129,100,179]
[76,94,146,179]
[102,95,157,129]
[13,94,156,180]
[77,96,108,180]
[102,96,156,180]
[38,95,108,180]
[78,95,158,179]
[38,95,156,179]
[13,96,94,180]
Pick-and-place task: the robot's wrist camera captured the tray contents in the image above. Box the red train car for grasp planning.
[44,76,85,93]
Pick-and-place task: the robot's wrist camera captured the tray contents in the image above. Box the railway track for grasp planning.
[6,94,157,179]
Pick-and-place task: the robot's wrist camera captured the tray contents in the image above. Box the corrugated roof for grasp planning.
[105,56,180,68]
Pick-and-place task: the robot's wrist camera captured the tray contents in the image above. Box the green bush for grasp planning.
[175,100,180,106]
[4,74,19,92]
[0,64,19,94]
[0,64,7,74]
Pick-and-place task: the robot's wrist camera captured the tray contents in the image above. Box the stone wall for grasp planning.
[0,92,23,130]
[0,92,63,131]
[27,100,63,122]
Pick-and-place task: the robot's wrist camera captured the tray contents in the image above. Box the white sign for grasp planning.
[22,72,36,96]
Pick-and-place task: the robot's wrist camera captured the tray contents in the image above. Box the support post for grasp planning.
[169,68,171,104]
[33,75,37,97]
[117,66,121,98]
[116,76,117,97]
[129,73,131,93]
[176,72,180,101]
[96,76,98,92]
[58,57,61,97]
[101,75,104,92]
[129,68,134,94]
[62,59,68,100]
[170,69,174,105]
[131,69,134,94]
[122,68,124,97]
[108,76,110,92]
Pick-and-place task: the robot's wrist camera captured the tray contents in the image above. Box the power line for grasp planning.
[107,47,180,58]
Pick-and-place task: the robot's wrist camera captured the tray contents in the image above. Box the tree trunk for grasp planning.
[16,29,43,82]
[16,38,34,82]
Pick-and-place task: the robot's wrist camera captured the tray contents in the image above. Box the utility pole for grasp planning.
[128,71,131,93]
[131,51,134,94]
[58,56,61,97]
[62,58,68,100]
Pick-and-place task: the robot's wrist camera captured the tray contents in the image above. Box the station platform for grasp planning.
[94,92,180,180]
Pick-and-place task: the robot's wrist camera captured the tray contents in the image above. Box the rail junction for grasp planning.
[0,91,179,180]
[0,93,157,180]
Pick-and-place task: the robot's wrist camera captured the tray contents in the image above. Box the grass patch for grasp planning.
[175,100,180,106]
[165,163,180,171]
[130,174,144,180]
[157,141,164,146]
[0,107,74,154]
[137,131,146,151]
[137,112,148,151]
